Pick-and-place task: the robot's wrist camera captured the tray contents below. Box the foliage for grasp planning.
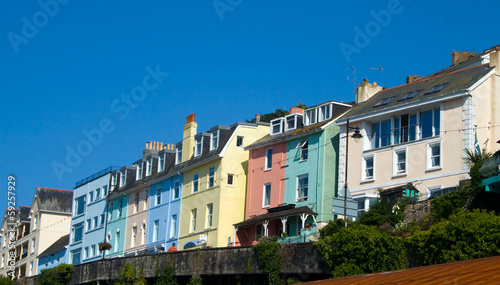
[38,264,74,285]
[155,262,178,285]
[0,277,13,285]
[465,149,492,193]
[431,188,469,221]
[358,199,406,227]
[315,223,406,277]
[115,263,140,285]
[254,241,284,285]
[187,274,203,285]
[406,209,500,266]
[136,265,147,285]
[319,219,351,238]
[99,241,112,251]
[246,108,289,123]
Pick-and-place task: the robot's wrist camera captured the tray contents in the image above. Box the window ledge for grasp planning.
[426,167,442,173]
[392,173,407,178]
[361,179,374,184]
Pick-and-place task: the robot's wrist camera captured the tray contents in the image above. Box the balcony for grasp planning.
[277,229,314,244]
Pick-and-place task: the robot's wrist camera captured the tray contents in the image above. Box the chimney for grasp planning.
[289,107,304,115]
[256,114,261,122]
[356,79,383,104]
[490,46,500,69]
[452,50,477,66]
[406,74,423,84]
[182,113,197,162]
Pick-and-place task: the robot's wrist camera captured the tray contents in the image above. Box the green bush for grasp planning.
[358,200,405,227]
[406,209,500,266]
[38,264,73,285]
[187,274,203,285]
[315,223,405,277]
[0,276,13,285]
[431,188,469,221]
[155,262,178,285]
[254,241,284,285]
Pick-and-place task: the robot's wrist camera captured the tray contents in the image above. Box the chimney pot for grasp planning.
[288,107,304,115]
[186,113,195,124]
[363,78,368,83]
[256,114,261,121]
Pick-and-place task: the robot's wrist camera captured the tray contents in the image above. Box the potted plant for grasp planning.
[98,242,112,251]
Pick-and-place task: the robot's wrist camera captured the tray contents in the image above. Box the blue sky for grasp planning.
[0,0,498,209]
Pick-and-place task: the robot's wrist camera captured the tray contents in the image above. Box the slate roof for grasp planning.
[38,234,69,257]
[340,64,494,121]
[246,102,351,150]
[36,187,73,213]
[19,206,31,222]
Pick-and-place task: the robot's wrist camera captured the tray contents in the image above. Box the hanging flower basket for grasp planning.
[99,242,112,251]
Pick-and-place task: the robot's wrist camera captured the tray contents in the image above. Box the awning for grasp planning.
[233,205,317,228]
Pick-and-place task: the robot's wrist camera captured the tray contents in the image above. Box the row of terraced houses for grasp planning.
[2,44,500,279]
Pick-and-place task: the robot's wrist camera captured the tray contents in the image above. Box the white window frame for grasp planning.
[318,103,332,122]
[120,170,126,188]
[427,141,441,170]
[155,187,161,206]
[74,196,86,216]
[134,193,140,213]
[191,209,197,233]
[209,167,215,188]
[285,114,300,132]
[227,174,234,186]
[158,154,165,172]
[211,130,219,151]
[296,174,308,201]
[265,148,273,170]
[206,204,213,228]
[153,220,159,243]
[426,185,443,199]
[263,183,271,208]
[362,155,374,181]
[136,163,143,180]
[146,158,152,177]
[305,108,317,126]
[89,191,94,203]
[173,180,180,199]
[195,137,203,157]
[393,149,407,176]
[193,173,199,193]
[96,188,101,200]
[270,118,284,135]
[297,139,308,161]
[170,214,177,238]
[236,136,244,147]
[175,145,182,165]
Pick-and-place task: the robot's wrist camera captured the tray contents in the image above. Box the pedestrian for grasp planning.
[168,243,177,252]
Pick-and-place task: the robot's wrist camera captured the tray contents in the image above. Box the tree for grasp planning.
[38,264,73,285]
[187,274,203,285]
[155,262,178,285]
[115,263,137,285]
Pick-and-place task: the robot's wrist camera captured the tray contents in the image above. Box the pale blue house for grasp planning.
[37,235,69,273]
[68,167,113,265]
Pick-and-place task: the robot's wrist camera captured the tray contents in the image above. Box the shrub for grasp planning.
[38,264,73,285]
[254,241,284,285]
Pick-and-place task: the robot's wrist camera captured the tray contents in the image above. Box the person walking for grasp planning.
[168,243,177,252]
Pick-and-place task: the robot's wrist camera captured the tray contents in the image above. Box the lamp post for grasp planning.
[344,118,363,227]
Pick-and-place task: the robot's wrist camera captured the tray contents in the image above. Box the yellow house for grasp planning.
[176,114,269,250]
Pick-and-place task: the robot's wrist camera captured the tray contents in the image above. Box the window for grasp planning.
[206,204,213,228]
[120,170,126,187]
[96,188,101,200]
[34,214,38,230]
[363,156,373,180]
[115,231,120,252]
[29,261,33,276]
[420,108,440,139]
[136,163,143,180]
[209,167,215,188]
[155,188,161,206]
[87,219,92,231]
[103,185,108,196]
[297,174,308,201]
[84,247,89,259]
[193,173,199,193]
[424,83,448,95]
[131,226,137,247]
[399,90,421,101]
[195,137,202,157]
[31,237,36,253]
[100,214,105,227]
[74,196,85,216]
[305,108,317,125]
[236,136,244,147]
[394,149,406,175]
[191,209,197,233]
[265,148,273,170]
[255,224,263,241]
[227,174,234,185]
[392,114,418,144]
[211,130,219,150]
[71,248,82,265]
[286,115,297,131]
[118,199,123,218]
[357,198,377,216]
[370,120,391,148]
[108,202,113,221]
[89,191,94,203]
[170,215,177,238]
[427,142,441,169]
[93,217,98,228]
[173,180,180,199]
[91,245,96,257]
[270,119,283,135]
[153,220,159,242]
[146,159,152,177]
[319,104,331,122]
[72,223,83,243]
[263,184,271,207]
[141,223,146,245]
[135,193,140,213]
[297,139,308,161]
[175,145,182,165]
[111,173,118,189]
[158,154,165,172]
[373,97,394,107]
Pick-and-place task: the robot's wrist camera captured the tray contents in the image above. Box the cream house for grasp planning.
[337,45,500,215]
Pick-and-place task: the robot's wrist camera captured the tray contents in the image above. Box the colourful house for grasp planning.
[235,103,351,245]
[176,114,270,249]
[37,234,69,273]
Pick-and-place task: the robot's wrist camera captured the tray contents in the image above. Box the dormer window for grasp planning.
[146,159,152,177]
[120,170,126,188]
[136,163,143,180]
[195,137,203,157]
[305,109,317,126]
[111,173,118,190]
[158,154,165,172]
[319,104,332,122]
[270,118,284,135]
[210,131,219,151]
[285,114,303,132]
[175,145,182,165]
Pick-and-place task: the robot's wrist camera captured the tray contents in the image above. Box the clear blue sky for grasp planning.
[1,0,498,210]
